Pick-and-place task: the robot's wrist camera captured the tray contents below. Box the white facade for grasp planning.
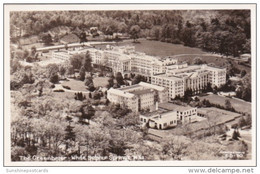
[158,103,198,124]
[152,64,226,99]
[201,65,226,87]
[107,82,168,112]
[140,103,198,129]
[140,111,178,130]
[152,74,185,99]
[107,88,139,112]
[52,51,70,60]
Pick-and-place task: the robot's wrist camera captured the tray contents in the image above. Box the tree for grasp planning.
[65,43,68,50]
[80,104,95,123]
[64,116,76,151]
[49,73,59,83]
[46,64,59,78]
[240,70,247,78]
[41,33,52,46]
[23,49,29,59]
[66,65,75,77]
[107,77,114,88]
[130,25,141,43]
[225,99,232,110]
[132,74,146,85]
[115,72,125,86]
[93,92,101,100]
[79,66,86,81]
[79,32,87,43]
[232,130,241,140]
[70,54,83,70]
[85,76,93,86]
[31,46,37,57]
[59,65,66,79]
[82,51,92,72]
[193,57,206,65]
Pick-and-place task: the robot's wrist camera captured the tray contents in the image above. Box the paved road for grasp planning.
[36,41,116,52]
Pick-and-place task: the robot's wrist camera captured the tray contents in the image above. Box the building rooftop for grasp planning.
[139,82,165,91]
[203,65,226,71]
[141,109,176,118]
[120,84,142,91]
[120,82,165,92]
[153,73,182,81]
[131,89,154,95]
[159,103,195,112]
[107,88,135,98]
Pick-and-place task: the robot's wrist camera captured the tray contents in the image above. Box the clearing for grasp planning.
[198,94,251,114]
[61,78,88,92]
[93,77,109,88]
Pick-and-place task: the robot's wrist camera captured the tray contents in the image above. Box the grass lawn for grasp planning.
[94,39,204,57]
[175,54,226,67]
[113,39,205,57]
[52,91,76,100]
[198,94,251,114]
[61,79,88,91]
[93,77,109,88]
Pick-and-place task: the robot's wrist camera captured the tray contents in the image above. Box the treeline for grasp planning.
[10,10,250,57]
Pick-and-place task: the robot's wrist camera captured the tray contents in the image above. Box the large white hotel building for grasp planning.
[52,45,226,100]
[107,82,168,113]
[152,63,226,99]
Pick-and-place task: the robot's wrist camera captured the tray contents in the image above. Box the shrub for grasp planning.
[53,89,65,92]
[62,85,71,90]
[49,73,59,84]
[231,123,238,129]
[171,38,182,44]
[10,80,22,90]
[232,130,241,140]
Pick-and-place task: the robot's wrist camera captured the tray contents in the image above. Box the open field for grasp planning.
[175,54,224,66]
[61,79,88,92]
[96,39,205,57]
[123,40,205,57]
[93,77,109,88]
[198,94,251,114]
[52,91,76,100]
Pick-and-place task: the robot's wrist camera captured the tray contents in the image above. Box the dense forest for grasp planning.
[10,10,251,57]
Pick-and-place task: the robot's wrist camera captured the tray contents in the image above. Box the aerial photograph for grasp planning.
[8,7,253,163]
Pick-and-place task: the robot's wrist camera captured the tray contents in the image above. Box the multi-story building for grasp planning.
[158,103,197,124]
[130,53,177,80]
[103,50,131,74]
[106,88,139,112]
[88,48,104,65]
[152,63,226,100]
[202,65,226,87]
[52,50,70,60]
[138,82,168,103]
[152,74,185,99]
[52,48,91,60]
[140,103,197,130]
[140,110,178,129]
[107,82,168,112]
